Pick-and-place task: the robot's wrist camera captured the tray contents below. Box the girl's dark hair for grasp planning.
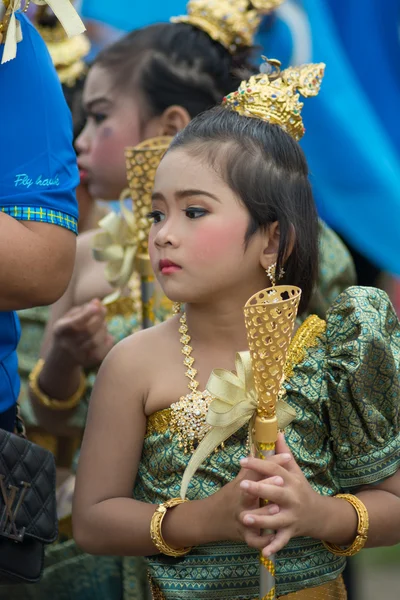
[62,77,86,142]
[169,107,319,314]
[94,23,256,119]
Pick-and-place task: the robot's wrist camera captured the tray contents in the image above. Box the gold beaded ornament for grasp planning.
[170,312,214,454]
[125,137,173,276]
[223,56,326,141]
[0,0,85,64]
[172,0,285,53]
[92,137,172,323]
[34,4,90,86]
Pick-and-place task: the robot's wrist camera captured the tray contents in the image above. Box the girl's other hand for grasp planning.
[52,299,115,369]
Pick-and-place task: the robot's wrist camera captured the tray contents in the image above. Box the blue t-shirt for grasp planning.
[0,14,79,413]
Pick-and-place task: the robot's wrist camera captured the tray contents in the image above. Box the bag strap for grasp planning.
[14,402,27,439]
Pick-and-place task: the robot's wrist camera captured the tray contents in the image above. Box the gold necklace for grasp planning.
[170,312,213,454]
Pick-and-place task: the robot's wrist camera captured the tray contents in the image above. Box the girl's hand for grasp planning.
[52,299,115,369]
[239,433,324,557]
[220,450,293,550]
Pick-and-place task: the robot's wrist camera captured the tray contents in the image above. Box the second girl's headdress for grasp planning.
[172,0,285,53]
[223,57,325,140]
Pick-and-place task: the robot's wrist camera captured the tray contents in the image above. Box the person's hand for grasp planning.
[219,449,293,550]
[239,433,324,557]
[52,299,115,369]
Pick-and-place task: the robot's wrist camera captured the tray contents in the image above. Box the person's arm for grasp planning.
[0,219,76,311]
[30,233,113,435]
[0,14,80,310]
[72,331,280,556]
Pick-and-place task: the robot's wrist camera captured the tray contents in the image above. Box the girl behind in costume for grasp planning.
[17,5,108,446]
[30,0,354,441]
[73,60,400,599]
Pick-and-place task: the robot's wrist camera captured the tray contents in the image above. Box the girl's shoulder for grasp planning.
[104,317,180,382]
[293,285,400,374]
[287,286,400,490]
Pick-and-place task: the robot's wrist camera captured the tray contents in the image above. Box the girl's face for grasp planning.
[75,65,159,200]
[149,148,271,305]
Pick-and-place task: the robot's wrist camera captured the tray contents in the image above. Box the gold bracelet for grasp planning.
[150,498,192,557]
[323,493,369,557]
[29,358,87,411]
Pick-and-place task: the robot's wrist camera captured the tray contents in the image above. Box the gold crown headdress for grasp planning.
[171,0,285,53]
[223,57,325,140]
[34,4,90,86]
[0,0,85,64]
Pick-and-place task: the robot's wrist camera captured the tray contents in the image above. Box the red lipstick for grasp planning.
[159,259,182,275]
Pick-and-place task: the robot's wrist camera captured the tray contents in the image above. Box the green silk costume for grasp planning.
[6,223,359,599]
[135,287,400,598]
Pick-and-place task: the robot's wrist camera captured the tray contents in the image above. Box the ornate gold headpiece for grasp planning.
[0,0,85,64]
[223,57,325,140]
[171,0,285,53]
[34,5,90,86]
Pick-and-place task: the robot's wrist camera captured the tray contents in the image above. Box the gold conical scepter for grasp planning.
[125,137,172,329]
[243,285,301,600]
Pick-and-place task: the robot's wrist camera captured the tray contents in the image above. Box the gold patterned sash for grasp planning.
[149,574,347,599]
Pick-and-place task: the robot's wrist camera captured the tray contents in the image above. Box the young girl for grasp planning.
[30,0,355,443]
[73,61,400,599]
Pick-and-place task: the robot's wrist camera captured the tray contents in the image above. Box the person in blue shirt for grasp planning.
[0,10,81,431]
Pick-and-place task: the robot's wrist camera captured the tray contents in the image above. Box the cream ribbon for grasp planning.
[2,0,85,64]
[180,351,297,499]
[92,195,139,303]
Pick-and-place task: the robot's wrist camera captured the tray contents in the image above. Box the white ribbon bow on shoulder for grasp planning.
[180,351,297,499]
[2,0,85,64]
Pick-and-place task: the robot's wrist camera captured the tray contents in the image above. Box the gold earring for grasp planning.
[172,302,182,315]
[266,263,277,287]
[266,263,285,287]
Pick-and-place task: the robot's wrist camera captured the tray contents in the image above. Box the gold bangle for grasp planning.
[29,358,87,411]
[323,493,369,557]
[150,498,192,557]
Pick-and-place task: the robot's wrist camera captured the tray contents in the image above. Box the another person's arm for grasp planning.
[30,232,114,435]
[0,219,76,310]
[0,14,79,309]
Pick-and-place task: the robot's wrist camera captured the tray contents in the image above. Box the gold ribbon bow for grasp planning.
[92,192,139,304]
[2,0,85,64]
[180,351,297,499]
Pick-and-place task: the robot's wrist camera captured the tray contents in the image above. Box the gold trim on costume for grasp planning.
[284,314,326,379]
[146,409,171,437]
[146,314,326,438]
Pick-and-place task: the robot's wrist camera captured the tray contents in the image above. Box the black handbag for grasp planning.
[0,407,57,583]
